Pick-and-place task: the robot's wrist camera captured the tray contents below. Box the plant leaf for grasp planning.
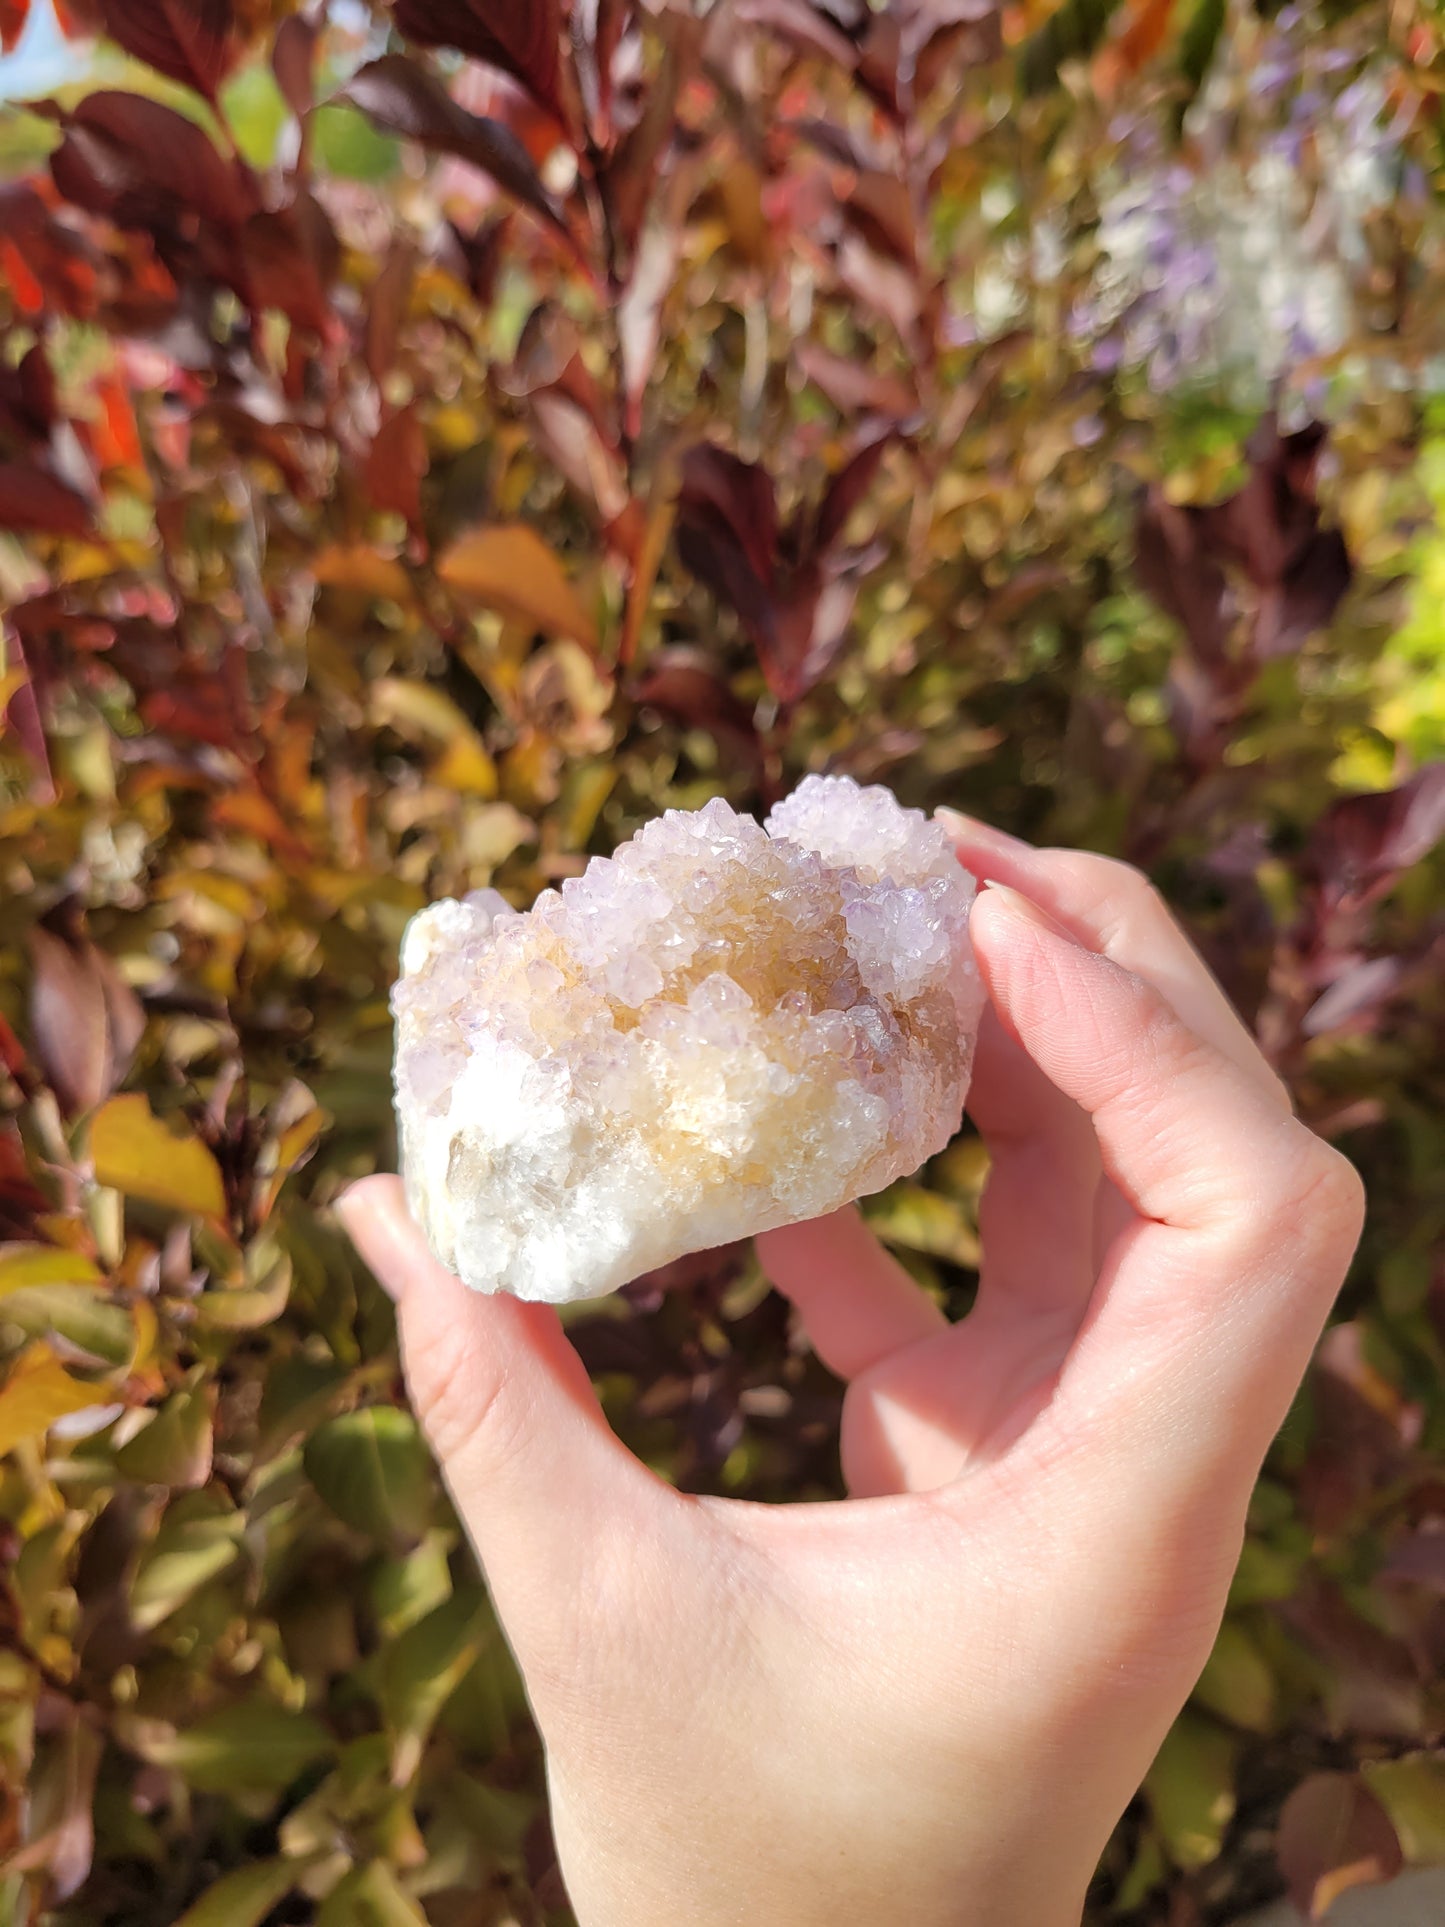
[95,0,238,102]
[129,1702,332,1794]
[0,1344,113,1458]
[392,0,565,125]
[0,1246,103,1294]
[344,54,567,235]
[437,524,599,649]
[90,1095,227,1219]
[1276,1772,1404,1919]
[303,1406,435,1545]
[174,1855,318,1927]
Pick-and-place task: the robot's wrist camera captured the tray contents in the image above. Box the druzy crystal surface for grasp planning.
[392,775,982,1303]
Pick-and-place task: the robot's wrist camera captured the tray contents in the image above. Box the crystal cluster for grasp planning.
[392,775,982,1303]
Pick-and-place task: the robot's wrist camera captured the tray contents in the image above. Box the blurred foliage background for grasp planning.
[1,0,1444,1922]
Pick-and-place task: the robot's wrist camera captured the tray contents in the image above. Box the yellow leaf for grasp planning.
[0,1345,112,1458]
[0,1246,103,1295]
[437,524,599,651]
[90,1095,226,1220]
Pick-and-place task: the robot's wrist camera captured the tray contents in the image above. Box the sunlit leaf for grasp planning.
[437,524,600,649]
[0,1345,113,1458]
[90,1095,226,1220]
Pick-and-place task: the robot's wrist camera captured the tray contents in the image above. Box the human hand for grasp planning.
[337,817,1365,1927]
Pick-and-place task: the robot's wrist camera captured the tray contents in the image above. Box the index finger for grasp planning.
[966,886,1364,1496]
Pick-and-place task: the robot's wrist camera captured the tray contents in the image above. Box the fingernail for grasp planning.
[934,807,1032,856]
[982,881,1082,946]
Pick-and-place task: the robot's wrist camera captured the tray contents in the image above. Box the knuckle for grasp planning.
[1285,1130,1367,1240]
[400,1309,512,1469]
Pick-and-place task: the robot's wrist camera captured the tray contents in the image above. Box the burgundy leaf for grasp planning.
[1310,766,1445,898]
[240,194,339,333]
[27,921,145,1117]
[679,444,778,586]
[0,462,94,537]
[794,340,915,419]
[604,25,688,256]
[345,54,569,236]
[1135,488,1230,666]
[1382,1528,1445,1594]
[1,626,55,801]
[392,0,566,123]
[49,91,255,233]
[95,0,237,102]
[365,403,428,526]
[1276,1773,1403,1920]
[1256,526,1353,658]
[674,520,779,660]
[365,239,419,385]
[272,11,320,121]
[813,425,892,554]
[633,648,761,760]
[844,171,917,267]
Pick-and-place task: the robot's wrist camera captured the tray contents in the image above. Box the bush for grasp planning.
[1,2,1443,1922]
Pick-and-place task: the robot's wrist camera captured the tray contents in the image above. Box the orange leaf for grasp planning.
[437,524,599,650]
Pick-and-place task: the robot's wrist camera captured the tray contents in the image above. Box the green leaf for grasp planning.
[1145,1712,1237,1870]
[174,1855,317,1927]
[1362,1755,1445,1864]
[1018,0,1123,96]
[316,1862,428,1927]
[255,1353,350,1459]
[379,1590,489,1785]
[0,1285,136,1368]
[1177,0,1227,115]
[130,1505,244,1634]
[193,1245,292,1331]
[1192,1620,1278,1734]
[303,1406,434,1545]
[131,1702,332,1794]
[313,103,401,183]
[90,1095,226,1219]
[114,1377,213,1489]
[370,1530,454,1639]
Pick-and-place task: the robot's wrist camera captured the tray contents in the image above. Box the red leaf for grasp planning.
[1276,1773,1403,1920]
[0,186,102,320]
[95,0,237,101]
[365,238,419,384]
[239,193,340,334]
[1,627,55,801]
[272,10,319,120]
[345,54,569,237]
[679,444,778,586]
[633,647,761,762]
[813,425,892,554]
[0,462,94,537]
[1310,766,1445,899]
[26,921,145,1117]
[392,0,566,123]
[365,404,428,525]
[0,0,29,54]
[49,91,255,233]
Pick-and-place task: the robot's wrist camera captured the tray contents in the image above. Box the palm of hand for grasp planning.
[341,825,1364,1927]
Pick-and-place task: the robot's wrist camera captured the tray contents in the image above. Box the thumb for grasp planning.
[336,1175,670,1654]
